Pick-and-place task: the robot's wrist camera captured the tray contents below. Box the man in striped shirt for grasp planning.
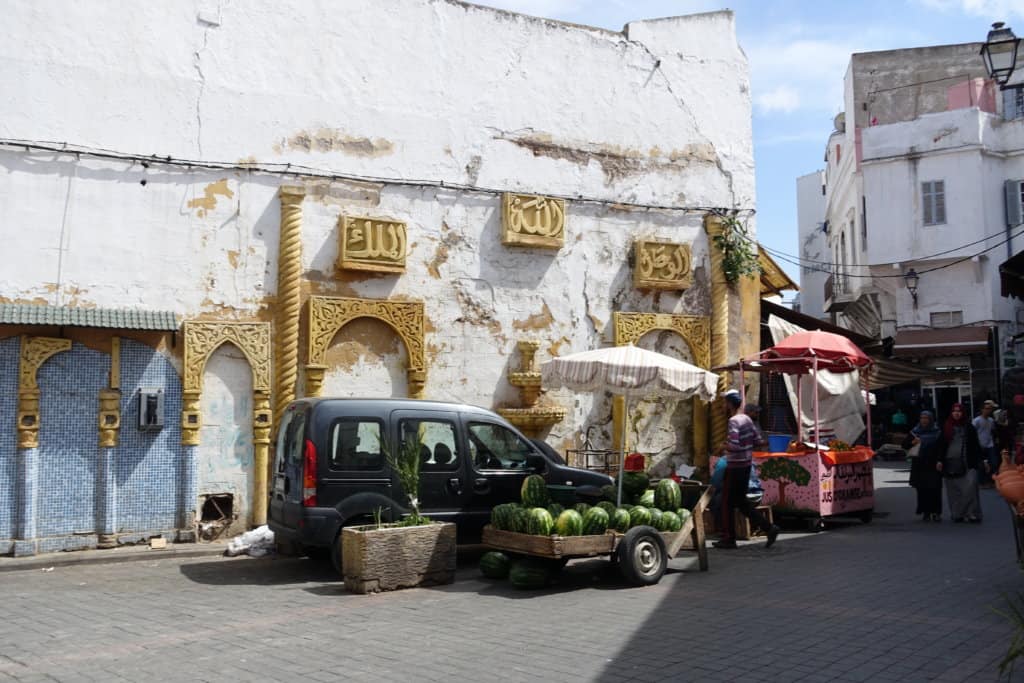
[714,390,780,549]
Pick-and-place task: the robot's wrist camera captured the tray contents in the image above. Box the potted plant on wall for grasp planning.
[341,433,457,593]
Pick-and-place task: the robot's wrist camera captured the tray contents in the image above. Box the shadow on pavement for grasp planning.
[179,555,340,586]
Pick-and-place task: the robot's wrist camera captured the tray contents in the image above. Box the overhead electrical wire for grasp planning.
[0,138,757,216]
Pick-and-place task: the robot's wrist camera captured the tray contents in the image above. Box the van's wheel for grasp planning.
[617,526,667,586]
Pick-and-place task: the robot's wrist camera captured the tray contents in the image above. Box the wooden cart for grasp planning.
[482,487,712,586]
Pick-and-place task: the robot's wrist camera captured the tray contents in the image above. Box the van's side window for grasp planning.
[468,423,532,470]
[276,409,305,472]
[329,419,384,471]
[400,419,459,472]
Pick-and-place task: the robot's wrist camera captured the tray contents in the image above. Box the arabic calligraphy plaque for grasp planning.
[633,239,692,290]
[338,215,408,274]
[501,193,565,249]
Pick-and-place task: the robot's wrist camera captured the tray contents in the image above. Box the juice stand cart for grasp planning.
[735,331,876,529]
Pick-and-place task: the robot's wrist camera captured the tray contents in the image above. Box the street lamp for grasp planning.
[904,268,919,306]
[981,22,1021,89]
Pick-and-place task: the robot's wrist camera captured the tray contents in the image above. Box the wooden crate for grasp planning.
[482,526,616,558]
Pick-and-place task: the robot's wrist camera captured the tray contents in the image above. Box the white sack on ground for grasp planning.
[225,525,275,557]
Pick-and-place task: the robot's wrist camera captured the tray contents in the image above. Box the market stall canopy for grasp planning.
[892,326,991,359]
[758,330,872,374]
[540,344,718,401]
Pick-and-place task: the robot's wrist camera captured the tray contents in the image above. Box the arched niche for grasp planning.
[612,312,711,466]
[305,296,425,398]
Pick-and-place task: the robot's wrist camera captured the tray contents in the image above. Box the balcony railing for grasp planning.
[824,271,852,312]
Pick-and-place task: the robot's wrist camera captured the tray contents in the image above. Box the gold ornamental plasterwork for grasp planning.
[612,313,710,367]
[183,322,272,393]
[633,240,693,291]
[306,296,426,399]
[17,336,72,449]
[337,215,407,274]
[501,193,565,249]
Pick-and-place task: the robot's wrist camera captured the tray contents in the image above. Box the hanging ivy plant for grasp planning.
[711,214,761,285]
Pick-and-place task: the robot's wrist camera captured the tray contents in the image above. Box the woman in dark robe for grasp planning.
[940,403,983,523]
[903,410,943,521]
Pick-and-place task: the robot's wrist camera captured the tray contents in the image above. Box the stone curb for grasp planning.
[0,543,230,573]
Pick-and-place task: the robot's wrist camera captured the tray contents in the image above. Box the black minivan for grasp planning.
[268,398,613,569]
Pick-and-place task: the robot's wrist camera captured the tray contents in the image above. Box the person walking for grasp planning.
[902,410,943,521]
[973,400,998,487]
[714,390,780,549]
[940,403,983,523]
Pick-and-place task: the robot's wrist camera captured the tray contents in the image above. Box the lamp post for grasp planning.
[904,268,919,306]
[981,22,1021,89]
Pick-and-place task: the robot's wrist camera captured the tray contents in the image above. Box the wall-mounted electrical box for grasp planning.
[138,387,165,431]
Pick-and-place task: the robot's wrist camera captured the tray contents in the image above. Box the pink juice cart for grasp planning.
[734,331,876,529]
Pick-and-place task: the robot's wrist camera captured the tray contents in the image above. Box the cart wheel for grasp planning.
[859,509,874,524]
[617,526,667,586]
[808,517,825,533]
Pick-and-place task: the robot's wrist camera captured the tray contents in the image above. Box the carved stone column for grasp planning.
[274,186,306,423]
[252,391,273,526]
[704,215,730,461]
[407,369,426,400]
[181,390,202,446]
[97,388,121,549]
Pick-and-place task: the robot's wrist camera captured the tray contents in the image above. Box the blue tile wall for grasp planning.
[0,337,20,540]
[36,342,105,537]
[117,339,183,532]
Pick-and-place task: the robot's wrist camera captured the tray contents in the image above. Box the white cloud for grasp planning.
[756,85,801,113]
[914,0,1024,20]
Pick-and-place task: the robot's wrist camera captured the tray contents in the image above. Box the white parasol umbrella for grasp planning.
[541,344,719,504]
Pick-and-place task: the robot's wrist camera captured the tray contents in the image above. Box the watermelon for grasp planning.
[554,509,584,536]
[526,507,554,536]
[654,479,682,511]
[479,551,511,578]
[610,507,631,533]
[638,489,655,507]
[620,471,650,497]
[581,507,610,536]
[509,559,551,589]
[511,506,530,533]
[491,503,517,531]
[629,506,653,528]
[660,511,682,532]
[596,501,617,516]
[600,485,618,502]
[676,508,692,524]
[521,474,550,507]
[648,508,663,530]
[573,502,592,516]
[546,503,565,519]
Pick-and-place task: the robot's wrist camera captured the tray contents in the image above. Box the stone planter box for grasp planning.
[341,521,457,594]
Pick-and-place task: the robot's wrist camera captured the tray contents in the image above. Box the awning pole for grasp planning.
[616,396,628,507]
[864,366,872,450]
[813,356,820,449]
[796,371,803,443]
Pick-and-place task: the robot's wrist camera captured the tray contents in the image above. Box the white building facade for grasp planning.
[795,170,827,317]
[808,44,1024,412]
[0,1,755,554]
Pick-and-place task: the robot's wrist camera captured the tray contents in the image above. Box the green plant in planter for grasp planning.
[711,214,761,285]
[384,434,432,527]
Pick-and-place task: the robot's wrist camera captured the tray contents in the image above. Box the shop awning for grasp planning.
[758,246,799,297]
[0,304,179,331]
[892,326,991,359]
[1000,249,1024,300]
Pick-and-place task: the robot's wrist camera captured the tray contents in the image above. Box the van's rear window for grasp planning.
[328,419,384,471]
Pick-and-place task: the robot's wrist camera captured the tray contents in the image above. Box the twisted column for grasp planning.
[274,186,306,422]
[704,215,730,466]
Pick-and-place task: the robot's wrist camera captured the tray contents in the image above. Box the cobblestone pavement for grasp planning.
[1,462,1021,682]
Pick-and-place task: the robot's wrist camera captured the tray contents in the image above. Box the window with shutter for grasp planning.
[922,181,946,226]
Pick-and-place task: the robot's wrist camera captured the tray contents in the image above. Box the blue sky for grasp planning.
[478,0,1024,288]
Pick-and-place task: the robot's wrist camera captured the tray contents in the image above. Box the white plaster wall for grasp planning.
[0,1,752,456]
[796,170,827,318]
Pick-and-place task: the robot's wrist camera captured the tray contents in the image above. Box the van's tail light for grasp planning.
[302,438,317,507]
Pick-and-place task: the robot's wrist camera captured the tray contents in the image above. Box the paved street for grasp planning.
[1,461,1021,682]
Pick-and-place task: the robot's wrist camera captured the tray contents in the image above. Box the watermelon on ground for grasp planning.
[629,506,653,528]
[610,507,631,533]
[521,474,551,508]
[554,509,584,536]
[638,489,656,507]
[526,507,554,535]
[509,559,551,589]
[479,551,511,578]
[654,479,682,511]
[581,507,610,536]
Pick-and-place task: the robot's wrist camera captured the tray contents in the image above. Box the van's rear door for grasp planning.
[270,404,306,530]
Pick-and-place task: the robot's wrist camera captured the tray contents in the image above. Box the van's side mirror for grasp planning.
[526,453,547,473]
